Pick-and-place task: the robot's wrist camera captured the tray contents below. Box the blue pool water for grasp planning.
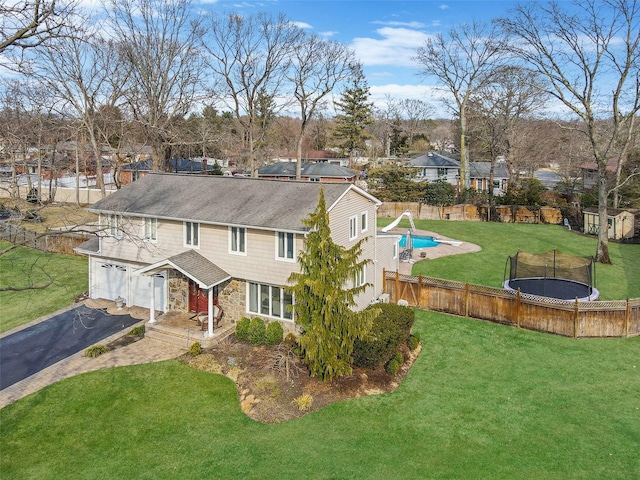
[399,234,439,248]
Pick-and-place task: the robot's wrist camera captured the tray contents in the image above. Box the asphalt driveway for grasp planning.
[0,305,139,390]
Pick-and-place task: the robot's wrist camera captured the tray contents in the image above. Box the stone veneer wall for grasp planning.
[167,271,189,311]
[217,279,244,324]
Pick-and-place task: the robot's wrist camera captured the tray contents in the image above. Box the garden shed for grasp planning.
[583,207,635,240]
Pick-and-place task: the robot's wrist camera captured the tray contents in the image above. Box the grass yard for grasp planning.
[1,310,638,479]
[0,241,88,333]
[381,219,640,300]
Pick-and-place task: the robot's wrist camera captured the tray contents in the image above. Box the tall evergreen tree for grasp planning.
[332,63,374,161]
[287,189,379,381]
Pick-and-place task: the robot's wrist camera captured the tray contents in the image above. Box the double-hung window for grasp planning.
[247,282,293,320]
[143,217,157,242]
[276,231,295,260]
[349,215,358,240]
[184,221,199,247]
[360,211,368,233]
[107,214,122,239]
[230,226,246,254]
[354,265,366,288]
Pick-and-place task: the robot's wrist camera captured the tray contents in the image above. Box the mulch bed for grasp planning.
[179,337,422,424]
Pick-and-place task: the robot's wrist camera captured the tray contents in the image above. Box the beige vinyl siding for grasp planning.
[100,216,300,286]
[328,189,380,309]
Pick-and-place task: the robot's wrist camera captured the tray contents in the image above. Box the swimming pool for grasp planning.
[399,234,439,248]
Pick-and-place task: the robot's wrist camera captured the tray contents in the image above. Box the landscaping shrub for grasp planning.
[84,344,109,358]
[235,317,251,340]
[408,334,420,351]
[352,303,414,370]
[265,321,284,346]
[248,317,266,345]
[293,394,313,411]
[190,342,202,356]
[128,326,145,337]
[385,358,401,375]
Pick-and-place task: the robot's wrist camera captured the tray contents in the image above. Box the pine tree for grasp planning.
[332,64,374,159]
[287,189,379,381]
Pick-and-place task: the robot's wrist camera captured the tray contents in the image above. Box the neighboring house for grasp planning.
[258,162,361,183]
[119,158,218,185]
[470,161,510,196]
[583,207,636,240]
[581,159,618,190]
[75,173,398,333]
[273,149,350,167]
[408,151,510,196]
[409,152,460,185]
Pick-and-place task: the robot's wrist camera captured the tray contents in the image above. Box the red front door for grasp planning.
[188,280,218,312]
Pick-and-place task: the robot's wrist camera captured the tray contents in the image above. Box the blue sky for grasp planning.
[203,1,523,115]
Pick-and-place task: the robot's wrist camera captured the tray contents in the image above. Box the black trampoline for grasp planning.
[503,250,599,301]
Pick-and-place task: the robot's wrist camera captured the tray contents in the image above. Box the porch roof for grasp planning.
[136,250,231,289]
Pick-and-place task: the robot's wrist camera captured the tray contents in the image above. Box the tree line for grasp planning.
[1,0,639,264]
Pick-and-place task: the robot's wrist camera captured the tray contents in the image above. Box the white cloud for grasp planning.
[293,21,312,29]
[439,4,449,10]
[351,27,432,67]
[320,31,338,38]
[369,83,453,117]
[371,21,425,28]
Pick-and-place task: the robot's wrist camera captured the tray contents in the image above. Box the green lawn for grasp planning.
[381,219,640,300]
[1,311,638,479]
[0,241,88,333]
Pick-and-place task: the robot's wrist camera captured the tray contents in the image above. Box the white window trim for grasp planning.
[143,217,157,243]
[246,281,294,321]
[108,214,123,239]
[184,221,200,248]
[360,211,368,233]
[354,265,366,288]
[229,226,247,255]
[349,215,358,241]
[275,231,296,262]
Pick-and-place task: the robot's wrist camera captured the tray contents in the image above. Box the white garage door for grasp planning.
[131,273,166,311]
[94,262,127,302]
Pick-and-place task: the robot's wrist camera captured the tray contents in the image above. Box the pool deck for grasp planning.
[382,228,481,275]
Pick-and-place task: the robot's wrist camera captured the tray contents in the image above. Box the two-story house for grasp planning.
[76,173,399,337]
[408,151,510,196]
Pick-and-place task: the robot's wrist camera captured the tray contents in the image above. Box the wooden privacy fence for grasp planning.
[0,223,88,255]
[383,270,640,338]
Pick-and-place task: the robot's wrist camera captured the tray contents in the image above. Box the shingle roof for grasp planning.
[258,162,358,178]
[136,250,230,288]
[88,173,366,231]
[470,161,510,179]
[408,152,460,168]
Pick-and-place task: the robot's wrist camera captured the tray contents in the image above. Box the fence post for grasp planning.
[626,299,630,338]
[382,268,386,298]
[573,298,579,338]
[418,274,422,309]
[395,270,400,304]
[516,289,521,328]
[465,283,470,317]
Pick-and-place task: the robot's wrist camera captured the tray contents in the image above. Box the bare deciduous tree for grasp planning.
[414,21,506,190]
[202,12,303,176]
[287,34,354,179]
[107,0,204,172]
[497,0,640,264]
[0,0,77,55]
[34,27,128,196]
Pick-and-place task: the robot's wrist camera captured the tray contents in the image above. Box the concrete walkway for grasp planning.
[0,302,185,409]
[388,228,481,275]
